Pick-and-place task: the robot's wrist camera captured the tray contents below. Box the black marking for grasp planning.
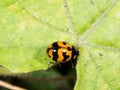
[63,41,67,45]
[67,47,72,50]
[47,48,51,54]
[62,50,70,62]
[52,47,58,61]
[52,42,59,48]
[71,46,79,59]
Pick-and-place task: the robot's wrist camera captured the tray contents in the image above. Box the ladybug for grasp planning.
[47,41,79,63]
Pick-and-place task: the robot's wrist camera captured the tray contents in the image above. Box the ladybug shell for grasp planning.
[47,41,78,63]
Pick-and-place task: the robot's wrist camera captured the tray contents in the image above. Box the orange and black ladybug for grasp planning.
[47,41,79,63]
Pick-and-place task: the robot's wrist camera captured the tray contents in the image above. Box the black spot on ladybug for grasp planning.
[62,51,70,62]
[52,48,58,61]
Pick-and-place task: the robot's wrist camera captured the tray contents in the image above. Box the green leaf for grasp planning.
[74,0,120,90]
[0,0,74,73]
[0,0,120,90]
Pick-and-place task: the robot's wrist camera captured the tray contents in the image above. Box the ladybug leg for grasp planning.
[70,61,74,68]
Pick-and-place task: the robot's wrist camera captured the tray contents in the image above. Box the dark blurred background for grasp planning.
[0,61,77,90]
